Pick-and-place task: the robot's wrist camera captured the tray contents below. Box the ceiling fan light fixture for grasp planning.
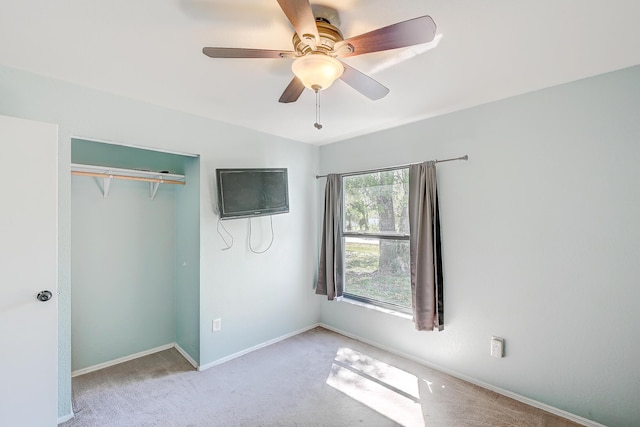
[291,54,344,91]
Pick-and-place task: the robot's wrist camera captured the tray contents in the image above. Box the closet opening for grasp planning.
[70,138,200,376]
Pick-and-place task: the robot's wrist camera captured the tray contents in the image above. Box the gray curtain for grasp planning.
[408,161,444,331]
[316,174,344,300]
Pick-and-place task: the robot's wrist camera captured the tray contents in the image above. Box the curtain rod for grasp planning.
[315,155,468,179]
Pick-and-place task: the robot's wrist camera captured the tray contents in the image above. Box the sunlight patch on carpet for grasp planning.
[327,347,424,427]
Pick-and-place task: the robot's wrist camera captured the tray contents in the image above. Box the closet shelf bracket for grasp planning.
[102,175,112,199]
[71,163,186,200]
[150,181,161,200]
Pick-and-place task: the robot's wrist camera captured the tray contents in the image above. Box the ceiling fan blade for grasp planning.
[340,15,437,57]
[339,62,389,101]
[276,0,320,46]
[203,47,295,59]
[279,77,305,103]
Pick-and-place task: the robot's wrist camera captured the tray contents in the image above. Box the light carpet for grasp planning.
[61,327,582,426]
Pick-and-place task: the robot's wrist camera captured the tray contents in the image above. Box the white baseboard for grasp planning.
[318,323,604,427]
[198,323,321,371]
[174,343,199,369]
[71,343,175,377]
[57,412,74,424]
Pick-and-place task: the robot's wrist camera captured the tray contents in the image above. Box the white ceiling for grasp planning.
[1,1,640,145]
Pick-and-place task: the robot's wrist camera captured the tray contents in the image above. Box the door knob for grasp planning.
[37,290,53,302]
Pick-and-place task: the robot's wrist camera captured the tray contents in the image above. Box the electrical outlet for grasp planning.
[212,318,221,332]
[491,336,504,358]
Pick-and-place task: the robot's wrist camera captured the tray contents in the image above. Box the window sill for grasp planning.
[342,297,413,320]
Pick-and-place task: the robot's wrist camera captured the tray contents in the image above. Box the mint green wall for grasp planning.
[318,65,640,427]
[175,156,200,362]
[0,65,319,420]
[72,138,186,174]
[71,174,177,370]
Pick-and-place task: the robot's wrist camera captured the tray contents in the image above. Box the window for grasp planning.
[342,168,411,312]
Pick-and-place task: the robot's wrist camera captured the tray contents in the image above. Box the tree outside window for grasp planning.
[343,168,411,310]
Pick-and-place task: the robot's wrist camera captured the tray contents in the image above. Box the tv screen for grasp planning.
[216,168,289,219]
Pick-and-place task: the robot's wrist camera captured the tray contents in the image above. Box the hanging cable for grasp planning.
[248,216,275,254]
[216,218,233,250]
[314,89,323,130]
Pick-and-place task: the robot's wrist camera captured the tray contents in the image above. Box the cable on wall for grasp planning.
[216,218,234,250]
[248,216,275,254]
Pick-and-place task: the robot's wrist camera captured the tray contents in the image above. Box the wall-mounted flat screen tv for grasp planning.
[216,168,289,219]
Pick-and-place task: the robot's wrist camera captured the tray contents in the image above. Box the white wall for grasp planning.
[199,140,320,364]
[317,65,640,427]
[0,65,320,419]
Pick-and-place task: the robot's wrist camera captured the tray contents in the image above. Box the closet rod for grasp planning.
[315,155,468,179]
[71,170,186,185]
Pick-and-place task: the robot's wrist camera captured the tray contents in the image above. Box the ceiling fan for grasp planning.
[202,0,437,104]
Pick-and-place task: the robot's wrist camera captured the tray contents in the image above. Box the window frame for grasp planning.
[340,168,412,314]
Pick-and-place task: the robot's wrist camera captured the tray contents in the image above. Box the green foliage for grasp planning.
[343,169,409,234]
[345,241,412,309]
[343,168,412,308]
[343,168,409,294]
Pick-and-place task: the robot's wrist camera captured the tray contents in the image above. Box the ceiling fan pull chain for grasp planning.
[314,89,323,130]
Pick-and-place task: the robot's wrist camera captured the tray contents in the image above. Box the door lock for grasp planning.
[36,290,53,302]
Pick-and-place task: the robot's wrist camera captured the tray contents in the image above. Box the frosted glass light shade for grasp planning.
[291,54,344,91]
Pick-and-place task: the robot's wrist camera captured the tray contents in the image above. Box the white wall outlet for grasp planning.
[212,318,222,332]
[491,336,504,358]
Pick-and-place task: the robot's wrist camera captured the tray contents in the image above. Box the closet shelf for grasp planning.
[71,163,186,200]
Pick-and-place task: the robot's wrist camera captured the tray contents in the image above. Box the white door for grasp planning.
[0,115,58,426]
